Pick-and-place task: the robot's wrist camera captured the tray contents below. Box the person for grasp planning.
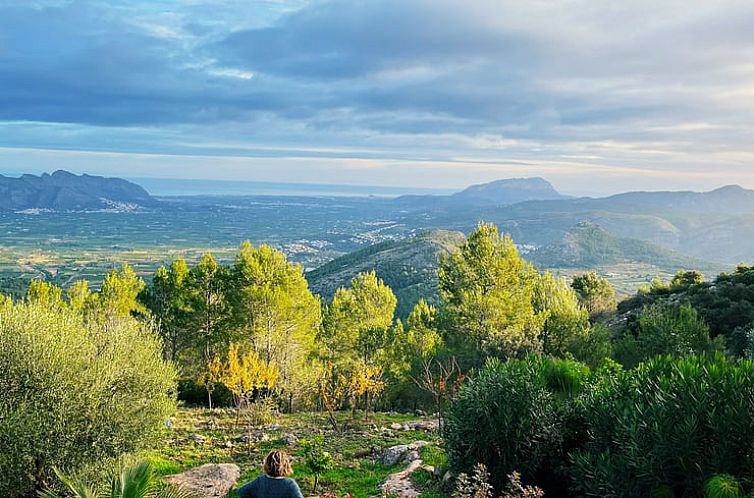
[237,450,305,498]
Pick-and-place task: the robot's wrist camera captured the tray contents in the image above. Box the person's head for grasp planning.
[263,450,293,478]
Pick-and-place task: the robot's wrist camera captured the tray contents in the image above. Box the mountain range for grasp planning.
[0,170,158,211]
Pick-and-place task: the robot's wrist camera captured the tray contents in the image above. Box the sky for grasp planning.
[1,0,754,196]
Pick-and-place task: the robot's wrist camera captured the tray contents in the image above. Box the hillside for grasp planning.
[307,230,466,317]
[393,177,567,209]
[0,170,158,211]
[407,183,754,265]
[529,222,713,270]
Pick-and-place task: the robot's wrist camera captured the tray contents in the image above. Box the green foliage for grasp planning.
[184,252,231,364]
[439,223,544,362]
[614,303,720,367]
[705,475,743,498]
[444,356,590,493]
[142,258,191,362]
[40,461,195,498]
[306,229,466,319]
[0,299,176,498]
[301,435,335,493]
[571,354,754,498]
[571,271,617,318]
[230,241,321,404]
[322,271,397,362]
[26,279,64,309]
[534,272,593,361]
[618,264,754,347]
[95,264,147,320]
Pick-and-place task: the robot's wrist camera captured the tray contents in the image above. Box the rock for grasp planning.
[403,450,420,464]
[381,428,395,438]
[189,433,207,445]
[402,420,439,432]
[381,441,429,466]
[382,445,410,466]
[422,464,435,475]
[442,471,454,483]
[415,409,427,417]
[390,422,403,430]
[380,459,423,498]
[282,433,299,446]
[165,463,240,498]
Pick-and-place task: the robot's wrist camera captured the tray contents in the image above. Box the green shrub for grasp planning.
[614,303,720,367]
[301,435,334,493]
[705,475,743,498]
[0,299,176,498]
[571,354,754,497]
[177,378,233,408]
[444,356,589,495]
[243,397,278,426]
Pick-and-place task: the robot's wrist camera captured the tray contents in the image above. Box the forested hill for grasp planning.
[306,229,466,317]
[0,170,158,211]
[529,222,715,270]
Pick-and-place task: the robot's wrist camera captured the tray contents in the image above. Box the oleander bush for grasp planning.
[571,354,754,497]
[444,356,589,496]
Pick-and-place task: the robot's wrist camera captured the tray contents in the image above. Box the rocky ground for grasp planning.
[144,407,450,498]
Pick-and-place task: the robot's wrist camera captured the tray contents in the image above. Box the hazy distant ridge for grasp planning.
[0,170,158,211]
[394,177,568,208]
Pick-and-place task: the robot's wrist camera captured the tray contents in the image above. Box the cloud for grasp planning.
[1,0,754,192]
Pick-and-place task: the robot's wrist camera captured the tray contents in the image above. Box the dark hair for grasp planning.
[264,450,293,477]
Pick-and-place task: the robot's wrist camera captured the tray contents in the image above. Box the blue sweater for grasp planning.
[237,475,305,498]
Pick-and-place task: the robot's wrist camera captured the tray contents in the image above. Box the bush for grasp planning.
[177,378,233,407]
[571,354,754,497]
[614,303,720,367]
[444,356,589,496]
[0,299,176,498]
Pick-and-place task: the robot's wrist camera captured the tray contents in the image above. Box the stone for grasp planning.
[282,433,299,446]
[380,459,423,498]
[403,450,420,464]
[390,422,403,430]
[382,444,410,466]
[165,463,241,498]
[381,441,429,466]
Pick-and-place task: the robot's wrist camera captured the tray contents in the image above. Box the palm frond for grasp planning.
[156,484,201,498]
[38,468,99,498]
[117,461,153,498]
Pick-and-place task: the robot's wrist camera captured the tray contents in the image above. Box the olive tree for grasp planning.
[0,299,176,498]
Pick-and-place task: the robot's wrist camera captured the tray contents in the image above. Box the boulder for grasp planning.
[165,463,240,498]
[381,441,429,466]
[390,422,403,430]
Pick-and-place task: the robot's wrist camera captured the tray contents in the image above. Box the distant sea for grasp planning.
[128,177,455,198]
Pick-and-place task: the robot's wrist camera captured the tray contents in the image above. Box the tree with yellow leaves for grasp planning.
[198,354,224,411]
[220,343,279,423]
[318,363,350,432]
[349,363,385,420]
